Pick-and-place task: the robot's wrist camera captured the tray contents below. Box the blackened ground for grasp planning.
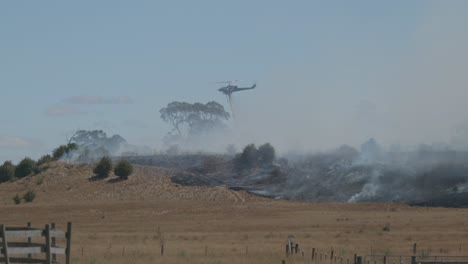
[125,150,468,207]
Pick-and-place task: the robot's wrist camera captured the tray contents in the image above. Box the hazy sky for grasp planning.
[1,1,468,162]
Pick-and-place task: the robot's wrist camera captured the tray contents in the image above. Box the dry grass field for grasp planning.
[1,162,468,264]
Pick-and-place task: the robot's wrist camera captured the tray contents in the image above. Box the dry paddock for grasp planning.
[2,200,468,264]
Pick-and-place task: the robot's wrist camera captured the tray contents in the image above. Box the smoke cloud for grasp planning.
[204,2,468,155]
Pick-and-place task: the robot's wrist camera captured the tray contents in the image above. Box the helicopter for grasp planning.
[217,80,257,96]
[216,80,256,119]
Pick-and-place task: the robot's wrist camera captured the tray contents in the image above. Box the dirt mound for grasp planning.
[0,162,263,205]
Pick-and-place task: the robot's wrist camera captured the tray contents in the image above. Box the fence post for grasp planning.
[1,225,10,264]
[312,248,315,260]
[357,256,362,264]
[45,224,52,264]
[66,222,72,264]
[413,243,417,255]
[383,256,387,264]
[27,222,32,260]
[51,223,57,263]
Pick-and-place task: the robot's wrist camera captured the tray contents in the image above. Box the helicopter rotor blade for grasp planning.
[215,80,240,84]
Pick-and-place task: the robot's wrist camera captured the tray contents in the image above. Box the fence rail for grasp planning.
[0,222,72,264]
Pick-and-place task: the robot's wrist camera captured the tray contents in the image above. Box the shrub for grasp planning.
[33,165,48,174]
[15,158,37,178]
[13,194,21,204]
[37,154,53,166]
[23,190,36,203]
[234,143,277,171]
[240,144,258,168]
[52,145,68,160]
[93,156,113,178]
[114,160,133,180]
[36,175,44,185]
[382,223,391,232]
[258,143,276,165]
[0,161,16,183]
[52,143,78,160]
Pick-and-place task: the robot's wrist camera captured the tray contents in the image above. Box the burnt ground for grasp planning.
[122,151,468,208]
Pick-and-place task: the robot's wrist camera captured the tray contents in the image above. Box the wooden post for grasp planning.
[413,243,417,255]
[1,225,10,264]
[51,223,57,263]
[286,244,289,256]
[66,222,72,264]
[27,222,32,260]
[282,260,286,264]
[45,224,52,264]
[161,244,164,256]
[357,256,362,264]
[312,248,315,260]
[383,256,387,264]
[331,249,334,260]
[354,254,357,264]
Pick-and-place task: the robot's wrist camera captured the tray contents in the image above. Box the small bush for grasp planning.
[114,160,133,180]
[383,223,391,232]
[36,175,44,185]
[240,144,258,168]
[15,157,37,178]
[0,161,16,183]
[52,145,68,160]
[23,190,36,203]
[13,194,21,204]
[33,165,48,174]
[234,143,277,171]
[52,143,78,160]
[37,154,53,166]
[258,143,276,165]
[93,156,113,178]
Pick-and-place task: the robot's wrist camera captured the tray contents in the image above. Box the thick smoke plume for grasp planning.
[265,139,468,205]
[165,138,468,207]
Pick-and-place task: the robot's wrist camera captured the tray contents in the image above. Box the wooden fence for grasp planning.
[0,222,72,264]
